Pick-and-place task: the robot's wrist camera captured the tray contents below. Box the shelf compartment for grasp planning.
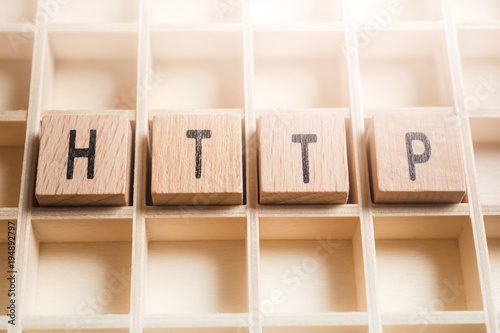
[145,217,248,315]
[453,0,500,22]
[0,0,37,23]
[353,0,441,22]
[359,30,452,108]
[259,216,365,313]
[49,0,139,23]
[383,324,486,333]
[151,0,242,24]
[254,31,349,109]
[485,216,500,309]
[470,116,500,205]
[43,31,138,111]
[0,120,26,208]
[0,31,33,111]
[252,0,342,24]
[374,216,483,313]
[150,31,244,110]
[0,220,16,312]
[458,29,500,109]
[26,218,133,316]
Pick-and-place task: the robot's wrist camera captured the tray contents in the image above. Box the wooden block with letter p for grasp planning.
[35,114,133,206]
[368,113,467,203]
[151,114,244,206]
[259,113,350,205]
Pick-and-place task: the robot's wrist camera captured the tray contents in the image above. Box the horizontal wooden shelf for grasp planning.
[22,314,130,330]
[371,203,471,216]
[262,313,369,327]
[381,311,487,325]
[258,204,360,217]
[0,110,27,121]
[143,313,250,328]
[0,208,18,220]
[31,206,134,220]
[145,205,248,219]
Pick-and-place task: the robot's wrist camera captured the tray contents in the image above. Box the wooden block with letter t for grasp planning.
[259,113,350,205]
[368,113,467,203]
[151,114,244,206]
[35,114,133,206]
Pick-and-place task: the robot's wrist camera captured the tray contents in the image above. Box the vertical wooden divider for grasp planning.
[243,1,262,332]
[342,0,383,331]
[442,0,499,331]
[131,0,150,332]
[14,0,47,331]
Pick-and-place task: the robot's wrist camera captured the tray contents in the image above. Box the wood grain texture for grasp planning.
[369,114,466,203]
[259,113,349,204]
[151,114,243,206]
[35,115,133,206]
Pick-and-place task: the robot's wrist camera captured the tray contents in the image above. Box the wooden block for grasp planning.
[259,113,349,205]
[35,115,133,206]
[151,114,243,206]
[369,113,467,203]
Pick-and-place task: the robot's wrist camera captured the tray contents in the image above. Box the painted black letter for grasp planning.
[406,132,431,181]
[67,129,97,180]
[186,130,212,179]
[292,134,317,184]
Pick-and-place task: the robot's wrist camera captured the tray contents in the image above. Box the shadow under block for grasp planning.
[369,114,466,204]
[151,114,244,206]
[35,115,133,206]
[259,113,349,205]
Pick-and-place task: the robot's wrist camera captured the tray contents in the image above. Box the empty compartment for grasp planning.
[0,119,26,207]
[43,31,138,111]
[259,216,366,313]
[359,30,452,108]
[146,217,248,314]
[0,0,37,23]
[151,0,242,24]
[374,216,483,313]
[485,216,500,309]
[384,324,487,333]
[353,0,441,22]
[453,0,500,22]
[252,0,342,23]
[458,29,500,109]
[0,32,33,111]
[470,117,500,205]
[49,0,139,23]
[254,31,349,109]
[0,220,16,312]
[150,30,244,110]
[264,327,367,333]
[26,219,133,316]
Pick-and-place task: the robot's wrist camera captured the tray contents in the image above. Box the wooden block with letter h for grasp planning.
[259,113,350,205]
[368,113,467,203]
[151,114,244,206]
[36,114,133,206]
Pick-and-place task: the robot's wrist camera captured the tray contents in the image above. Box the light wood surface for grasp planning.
[1,0,499,333]
[35,115,133,206]
[369,113,466,203]
[151,114,244,205]
[259,113,349,204]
